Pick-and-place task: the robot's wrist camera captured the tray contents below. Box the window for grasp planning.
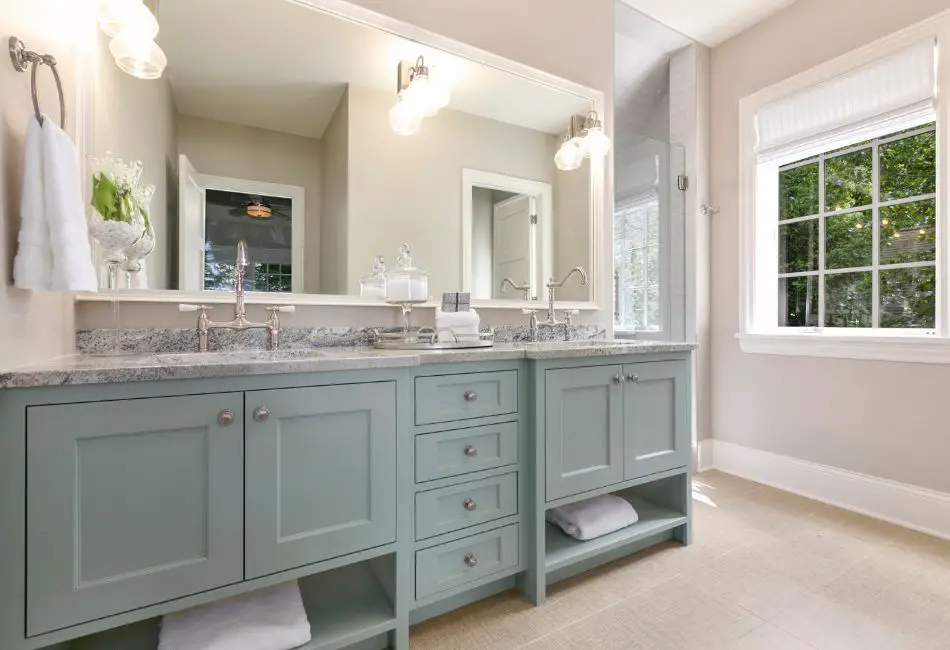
[738,35,948,362]
[778,124,936,330]
[614,192,660,332]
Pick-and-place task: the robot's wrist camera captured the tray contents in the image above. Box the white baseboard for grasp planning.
[695,439,715,473]
[708,440,950,541]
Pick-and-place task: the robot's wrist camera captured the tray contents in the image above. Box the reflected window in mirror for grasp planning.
[614,192,660,332]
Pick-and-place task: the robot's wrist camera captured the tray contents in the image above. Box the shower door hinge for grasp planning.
[677,174,689,192]
[530,214,538,225]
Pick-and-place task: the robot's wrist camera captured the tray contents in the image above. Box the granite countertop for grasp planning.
[0,341,696,389]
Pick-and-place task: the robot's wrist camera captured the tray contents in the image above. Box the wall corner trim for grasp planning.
[695,439,715,473]
[706,440,950,541]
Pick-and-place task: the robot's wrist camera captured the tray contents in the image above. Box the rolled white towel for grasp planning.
[436,308,480,343]
[546,494,639,541]
[158,581,311,650]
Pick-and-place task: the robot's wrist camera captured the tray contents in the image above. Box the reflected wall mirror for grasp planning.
[82,0,604,306]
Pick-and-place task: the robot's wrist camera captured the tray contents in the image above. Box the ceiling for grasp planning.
[618,0,800,46]
[157,0,591,140]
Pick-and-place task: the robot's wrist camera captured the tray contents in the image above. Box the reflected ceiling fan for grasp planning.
[228,196,291,220]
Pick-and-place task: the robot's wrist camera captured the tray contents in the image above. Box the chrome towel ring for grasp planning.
[8,36,66,129]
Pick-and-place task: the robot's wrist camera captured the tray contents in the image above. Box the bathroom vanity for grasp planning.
[0,341,693,650]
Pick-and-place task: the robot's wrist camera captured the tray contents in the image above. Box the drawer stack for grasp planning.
[411,368,523,603]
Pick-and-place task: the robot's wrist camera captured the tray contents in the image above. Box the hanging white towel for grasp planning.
[546,494,640,541]
[13,115,98,292]
[158,581,311,650]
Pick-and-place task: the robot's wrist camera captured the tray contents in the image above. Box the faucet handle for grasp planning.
[179,304,213,313]
[266,305,296,314]
[563,309,579,327]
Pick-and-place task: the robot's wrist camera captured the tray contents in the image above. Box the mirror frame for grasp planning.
[72,0,607,312]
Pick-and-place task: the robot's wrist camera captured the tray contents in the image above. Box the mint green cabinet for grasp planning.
[624,361,690,479]
[26,394,245,636]
[244,382,398,578]
[544,365,624,501]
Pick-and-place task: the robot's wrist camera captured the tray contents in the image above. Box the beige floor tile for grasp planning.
[721,622,814,650]
[522,602,677,650]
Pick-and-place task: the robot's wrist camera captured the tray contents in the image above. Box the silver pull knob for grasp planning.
[626,374,640,384]
[463,553,478,568]
[463,390,478,402]
[463,445,478,458]
[253,406,270,423]
[217,409,235,426]
[463,498,477,511]
[612,374,626,384]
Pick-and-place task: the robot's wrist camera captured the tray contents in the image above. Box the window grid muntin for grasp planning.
[778,124,937,329]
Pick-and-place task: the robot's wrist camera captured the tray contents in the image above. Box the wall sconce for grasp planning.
[554,111,611,171]
[389,55,450,135]
[98,0,167,80]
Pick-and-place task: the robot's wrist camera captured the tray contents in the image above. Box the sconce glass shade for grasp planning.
[402,73,449,118]
[583,124,612,158]
[99,0,159,39]
[109,35,167,80]
[554,137,585,171]
[389,95,423,136]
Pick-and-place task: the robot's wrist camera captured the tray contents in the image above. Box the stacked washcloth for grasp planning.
[158,581,311,650]
[546,494,639,541]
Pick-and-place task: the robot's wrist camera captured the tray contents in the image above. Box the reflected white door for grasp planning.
[492,195,534,299]
[178,154,206,292]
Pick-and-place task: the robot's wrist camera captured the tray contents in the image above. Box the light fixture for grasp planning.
[581,111,611,158]
[554,111,610,171]
[98,0,167,80]
[554,134,585,171]
[389,55,450,134]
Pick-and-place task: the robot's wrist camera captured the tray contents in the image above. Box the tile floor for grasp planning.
[409,471,950,649]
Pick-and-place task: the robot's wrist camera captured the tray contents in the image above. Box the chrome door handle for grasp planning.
[463,445,478,457]
[463,498,477,511]
[626,374,640,384]
[252,406,270,423]
[463,553,478,568]
[463,390,478,402]
[217,409,235,426]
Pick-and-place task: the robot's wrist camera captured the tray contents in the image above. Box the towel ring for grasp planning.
[8,37,66,129]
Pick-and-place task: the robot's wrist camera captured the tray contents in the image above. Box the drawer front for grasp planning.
[415,370,518,425]
[415,473,518,540]
[415,524,520,600]
[415,422,519,482]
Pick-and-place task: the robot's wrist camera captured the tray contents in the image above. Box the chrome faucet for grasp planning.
[499,277,532,300]
[523,266,588,341]
[180,240,294,352]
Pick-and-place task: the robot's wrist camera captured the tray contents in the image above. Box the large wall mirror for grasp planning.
[85,0,602,306]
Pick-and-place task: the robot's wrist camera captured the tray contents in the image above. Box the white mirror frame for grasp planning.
[72,0,607,312]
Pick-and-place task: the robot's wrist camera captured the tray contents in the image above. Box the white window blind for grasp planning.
[756,40,936,162]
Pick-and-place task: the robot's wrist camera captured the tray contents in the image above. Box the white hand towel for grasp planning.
[41,116,98,292]
[158,581,311,650]
[546,494,639,541]
[436,308,481,343]
[13,117,51,291]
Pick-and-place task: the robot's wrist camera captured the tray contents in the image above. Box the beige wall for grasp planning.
[177,114,323,292]
[710,0,950,491]
[0,0,85,370]
[471,187,494,298]
[343,84,566,296]
[553,165,593,301]
[94,32,177,290]
[320,89,349,295]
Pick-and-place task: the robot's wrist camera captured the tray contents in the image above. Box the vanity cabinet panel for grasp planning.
[414,421,519,483]
[544,365,624,501]
[244,382,397,579]
[623,361,690,479]
[25,394,245,636]
[415,370,518,425]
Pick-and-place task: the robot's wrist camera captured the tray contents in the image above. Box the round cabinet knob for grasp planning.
[253,406,270,423]
[217,409,235,426]
[463,498,477,512]
[463,390,478,402]
[463,553,478,568]
[463,445,478,458]
[612,374,626,384]
[627,374,640,384]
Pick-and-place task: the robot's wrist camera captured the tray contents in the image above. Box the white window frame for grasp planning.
[737,11,950,364]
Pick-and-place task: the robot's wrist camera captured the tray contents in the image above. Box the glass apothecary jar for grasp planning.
[385,244,428,303]
[360,255,387,300]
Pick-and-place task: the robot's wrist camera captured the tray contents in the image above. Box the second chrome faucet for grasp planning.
[524,266,588,340]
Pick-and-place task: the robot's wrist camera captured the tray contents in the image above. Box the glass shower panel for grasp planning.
[614,137,686,339]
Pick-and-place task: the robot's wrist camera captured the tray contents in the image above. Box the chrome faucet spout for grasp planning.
[234,240,249,317]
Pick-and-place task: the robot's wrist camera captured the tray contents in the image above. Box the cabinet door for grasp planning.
[26,394,244,636]
[545,366,624,501]
[624,361,690,479]
[245,382,397,578]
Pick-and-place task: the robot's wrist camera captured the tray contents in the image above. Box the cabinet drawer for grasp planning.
[415,370,518,425]
[415,473,518,540]
[415,422,519,482]
[415,524,520,600]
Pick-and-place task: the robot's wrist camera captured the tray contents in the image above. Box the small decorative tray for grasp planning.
[372,328,495,350]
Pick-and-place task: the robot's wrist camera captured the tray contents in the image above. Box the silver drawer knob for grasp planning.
[463,553,478,568]
[463,445,478,458]
[463,498,477,511]
[463,390,478,402]
[626,374,640,384]
[217,409,235,426]
[612,374,626,384]
[253,406,270,423]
